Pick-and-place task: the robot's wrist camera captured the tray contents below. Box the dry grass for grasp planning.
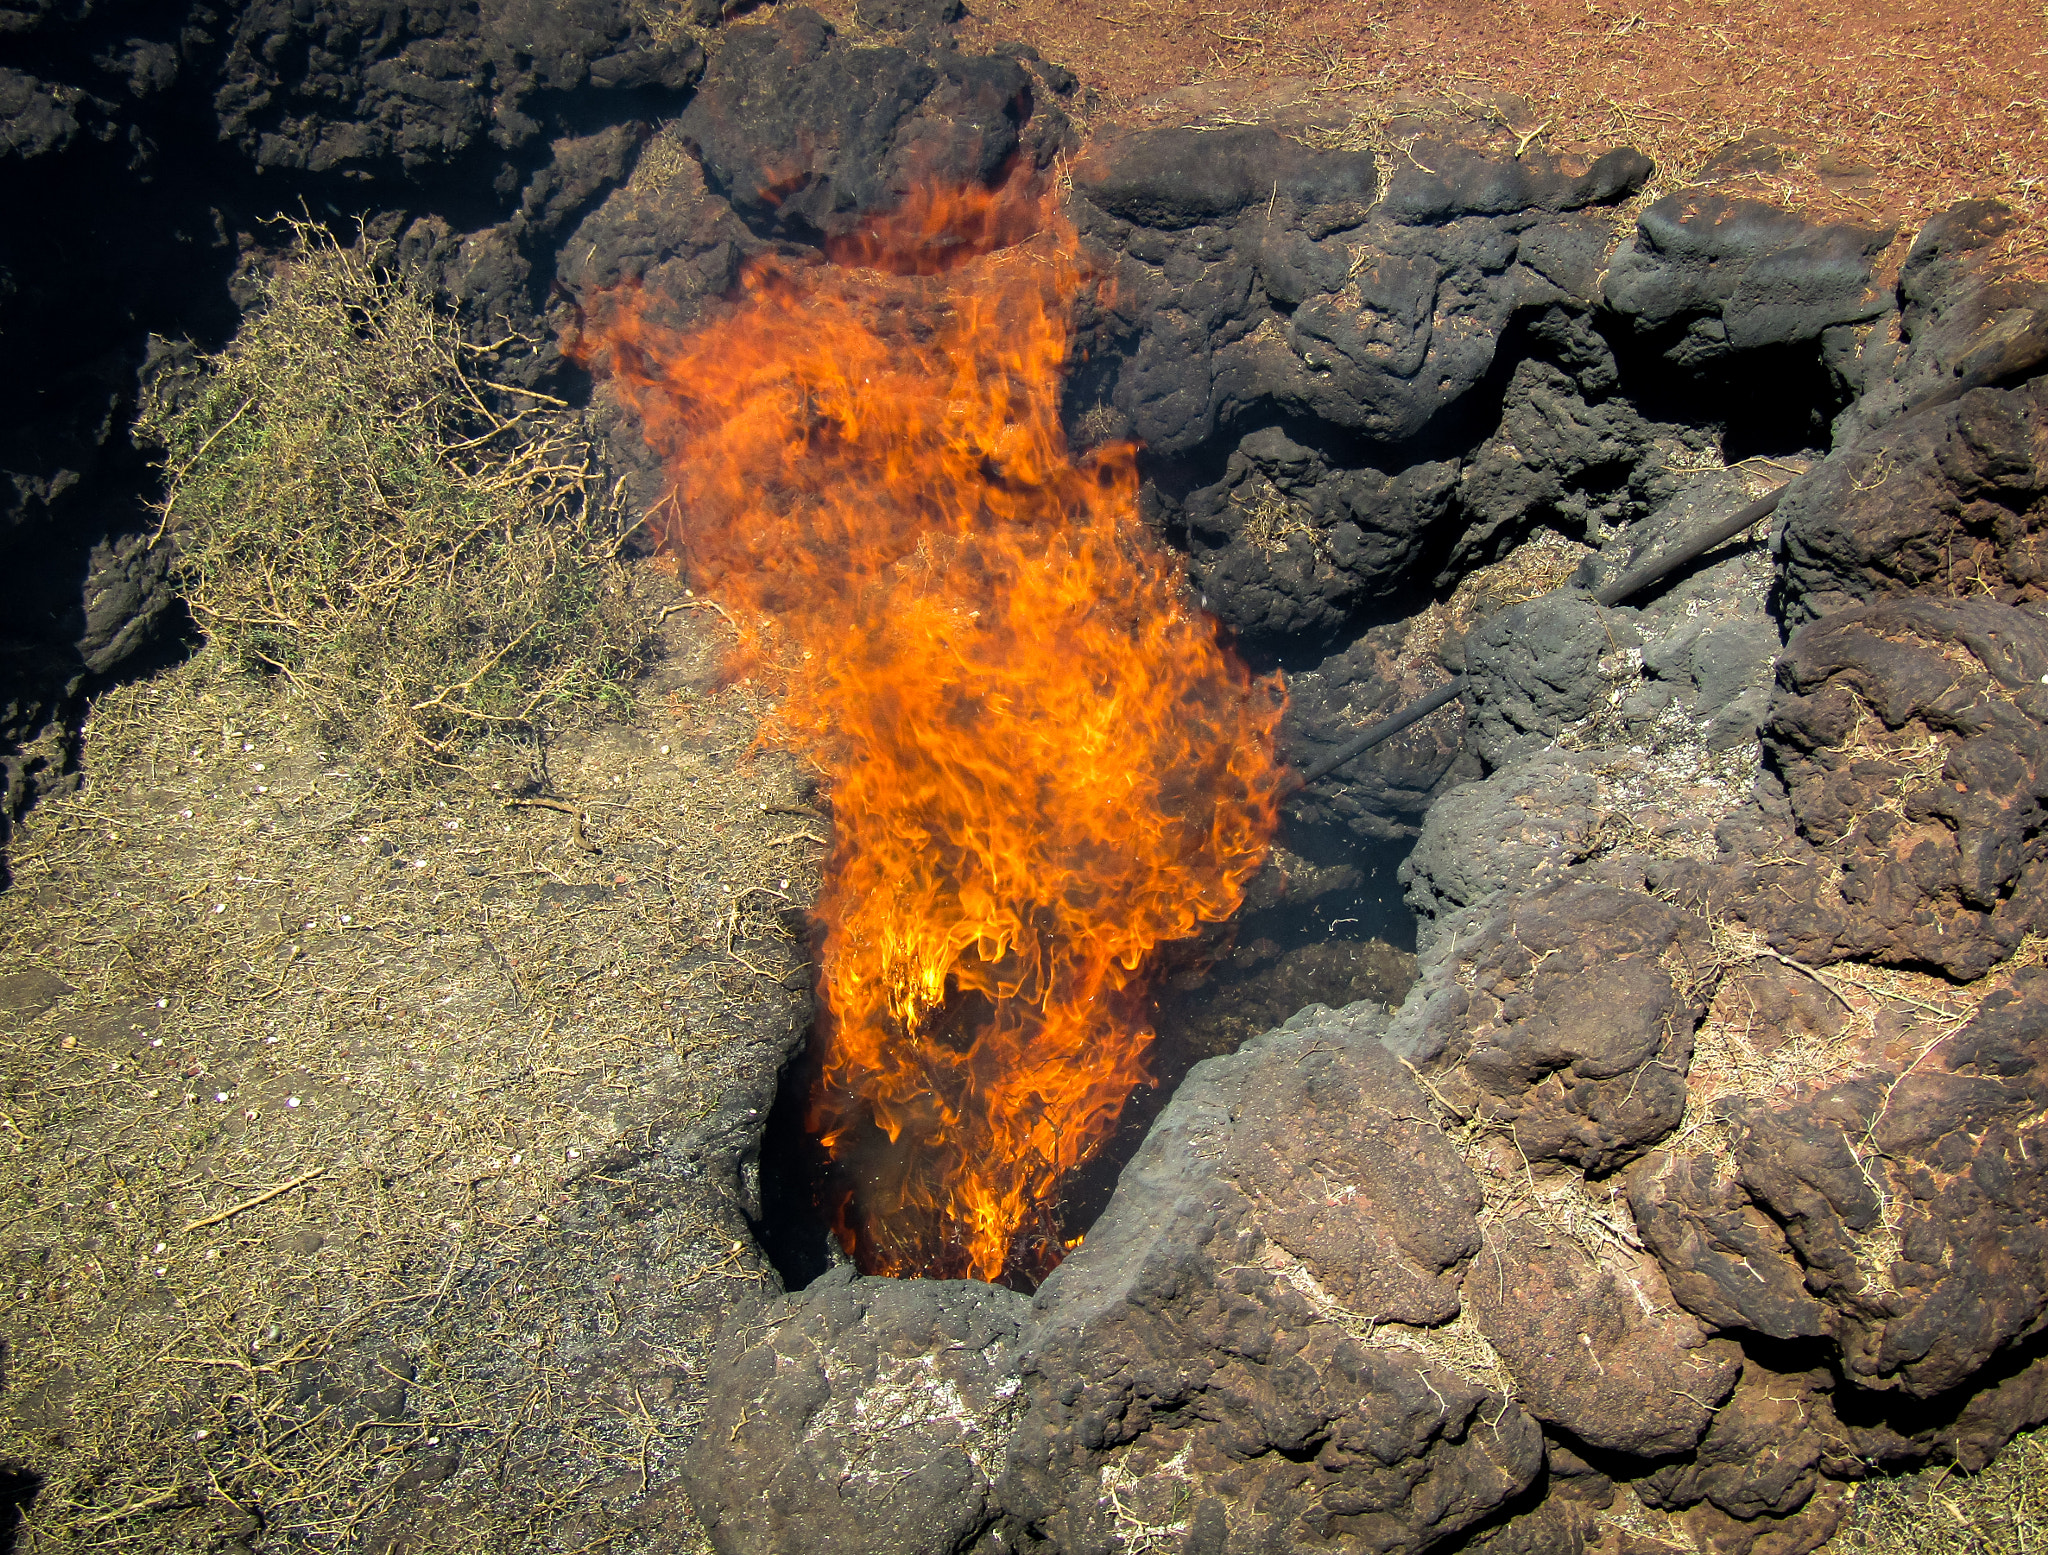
[6,234,829,1547]
[0,624,821,1550]
[136,222,651,777]
[1830,1428,2048,1553]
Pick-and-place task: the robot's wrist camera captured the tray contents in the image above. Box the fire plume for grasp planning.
[573,172,1285,1285]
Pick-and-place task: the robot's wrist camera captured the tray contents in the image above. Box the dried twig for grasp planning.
[184,1165,328,1232]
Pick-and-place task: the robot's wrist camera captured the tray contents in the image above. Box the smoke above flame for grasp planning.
[572,170,1285,1286]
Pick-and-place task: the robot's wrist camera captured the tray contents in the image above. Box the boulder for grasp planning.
[1630,972,2048,1398]
[682,1272,1029,1555]
[1778,377,2048,625]
[1605,194,1894,368]
[1394,879,1707,1175]
[1001,1006,1543,1554]
[1761,596,2048,980]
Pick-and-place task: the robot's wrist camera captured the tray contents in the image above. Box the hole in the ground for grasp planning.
[0,1463,42,1554]
[757,832,1419,1293]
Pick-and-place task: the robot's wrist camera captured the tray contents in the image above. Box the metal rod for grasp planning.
[1299,677,1468,783]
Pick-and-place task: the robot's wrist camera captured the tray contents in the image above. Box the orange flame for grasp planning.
[572,170,1285,1285]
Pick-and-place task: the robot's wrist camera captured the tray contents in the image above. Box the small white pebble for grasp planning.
[254,785,267,793]
[151,1037,163,1047]
[413,859,428,868]
[155,1266,167,1275]
[251,761,264,772]
[181,808,193,817]
[287,1097,301,1108]
[510,1153,522,1166]
[304,920,316,930]
[567,1148,580,1159]
[241,742,253,752]
[154,1242,166,1254]
[660,745,671,755]
[205,1248,220,1260]
[215,1092,229,1103]
[157,999,167,1008]
[266,1034,280,1044]
[340,914,352,925]
[212,903,226,914]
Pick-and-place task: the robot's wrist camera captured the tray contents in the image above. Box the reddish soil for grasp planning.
[935,0,2048,276]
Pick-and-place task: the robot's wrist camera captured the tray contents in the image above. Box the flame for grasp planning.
[572,170,1285,1285]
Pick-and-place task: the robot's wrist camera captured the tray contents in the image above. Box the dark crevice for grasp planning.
[0,1463,40,1555]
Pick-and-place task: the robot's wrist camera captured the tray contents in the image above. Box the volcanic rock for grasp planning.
[1630,972,2048,1397]
[682,1272,1028,1555]
[1462,589,1616,768]
[1073,126,1378,232]
[1177,424,1460,644]
[1445,357,1716,575]
[677,9,1063,242]
[1604,193,1894,368]
[1394,879,1707,1174]
[1281,616,1471,846]
[214,0,701,177]
[1760,595,2048,980]
[1398,747,1606,939]
[1071,132,1647,456]
[1466,1220,1741,1457]
[1001,1004,1543,1554]
[1778,377,2048,624]
[1831,199,2048,441]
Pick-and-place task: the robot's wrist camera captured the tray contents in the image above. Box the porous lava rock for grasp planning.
[1280,616,1471,848]
[1631,973,2048,1399]
[683,1272,1028,1555]
[1067,128,1651,459]
[677,6,1066,242]
[1603,192,1894,368]
[214,0,703,177]
[999,1003,1543,1555]
[1760,595,2048,980]
[1464,1220,1741,1457]
[1778,377,2048,624]
[1177,425,1460,643]
[1393,879,1708,1175]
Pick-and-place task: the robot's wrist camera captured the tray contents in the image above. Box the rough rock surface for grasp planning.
[677,7,1064,242]
[1069,128,1651,461]
[684,1273,1028,1555]
[1000,1004,1543,1555]
[1762,595,2048,980]
[1779,377,2048,624]
[1393,879,1709,1175]
[1631,973,2048,1397]
[1603,192,1894,368]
